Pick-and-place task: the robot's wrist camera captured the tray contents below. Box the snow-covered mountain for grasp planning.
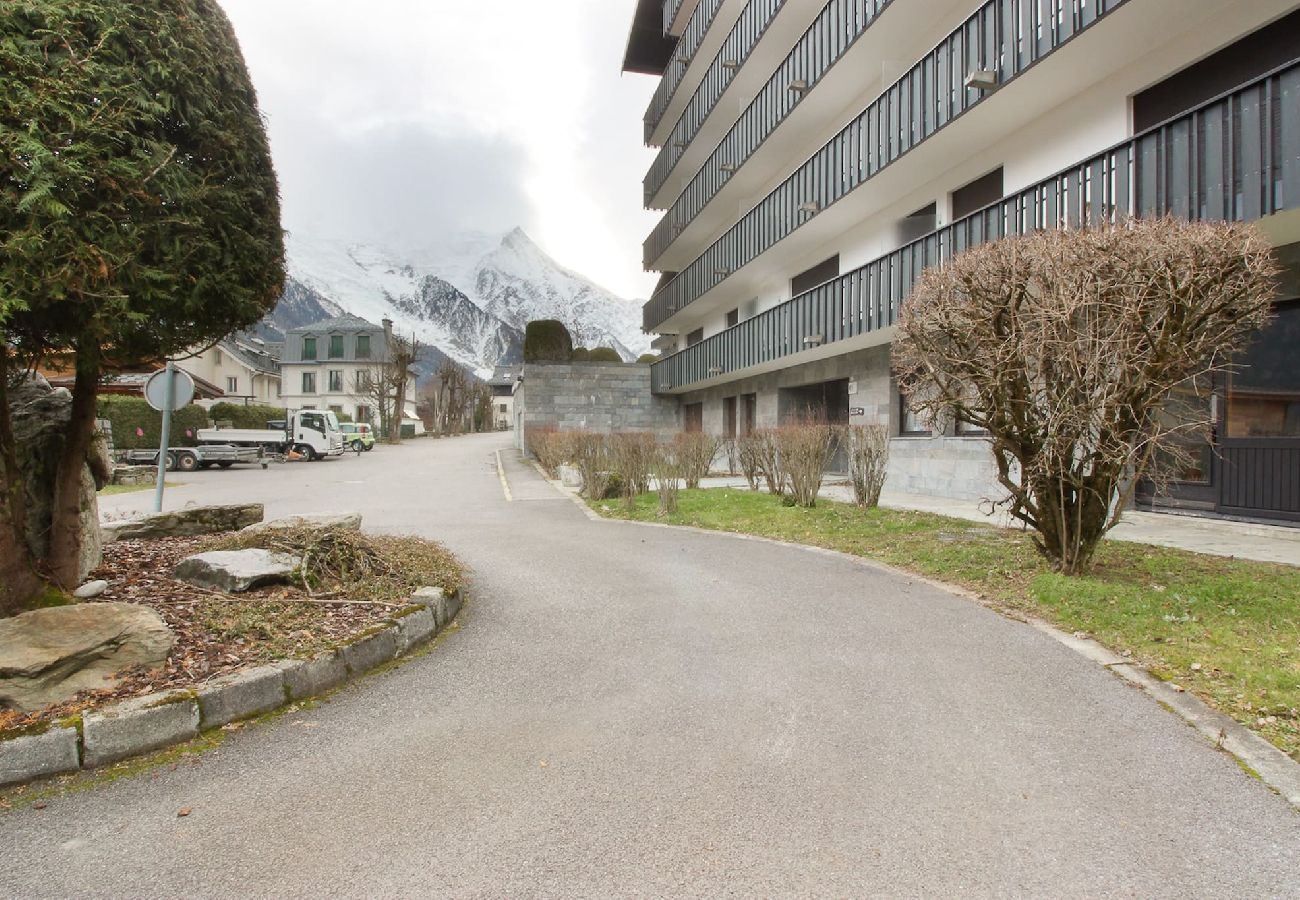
[259,229,648,377]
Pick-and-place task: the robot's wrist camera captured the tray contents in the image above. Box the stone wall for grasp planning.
[516,362,679,452]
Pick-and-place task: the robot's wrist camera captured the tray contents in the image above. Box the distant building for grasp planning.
[179,336,281,408]
[488,366,522,430]
[279,315,419,427]
[624,0,1300,522]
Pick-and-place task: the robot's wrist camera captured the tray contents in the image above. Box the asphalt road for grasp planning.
[3,432,1297,897]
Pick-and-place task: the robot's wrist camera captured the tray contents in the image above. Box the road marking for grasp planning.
[495,450,513,502]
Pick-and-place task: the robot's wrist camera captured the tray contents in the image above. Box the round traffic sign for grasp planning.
[144,366,195,412]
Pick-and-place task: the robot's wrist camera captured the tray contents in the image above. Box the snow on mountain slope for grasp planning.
[268,229,647,376]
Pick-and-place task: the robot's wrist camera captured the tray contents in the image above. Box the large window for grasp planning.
[302,337,317,360]
[741,393,757,436]
[686,328,704,347]
[301,372,317,394]
[791,255,839,297]
[899,392,929,436]
[328,370,344,393]
[328,335,344,359]
[723,396,737,438]
[355,334,371,359]
[951,168,1004,220]
[1226,302,1300,438]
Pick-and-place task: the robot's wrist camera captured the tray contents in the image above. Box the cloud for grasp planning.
[218,0,661,299]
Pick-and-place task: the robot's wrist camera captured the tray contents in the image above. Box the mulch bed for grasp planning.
[0,534,426,737]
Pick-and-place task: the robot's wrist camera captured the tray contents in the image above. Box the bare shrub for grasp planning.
[775,421,835,508]
[736,433,763,490]
[838,424,890,508]
[722,438,739,475]
[527,425,563,477]
[651,442,681,516]
[753,429,787,497]
[894,217,1278,574]
[674,431,722,489]
[570,432,613,500]
[609,432,657,510]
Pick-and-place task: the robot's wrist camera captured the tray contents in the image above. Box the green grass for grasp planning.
[98,481,181,496]
[592,488,1300,761]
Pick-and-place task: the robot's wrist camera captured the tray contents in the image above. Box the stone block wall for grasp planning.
[516,363,679,452]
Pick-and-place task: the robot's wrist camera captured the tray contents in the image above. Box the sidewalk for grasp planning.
[697,476,1300,566]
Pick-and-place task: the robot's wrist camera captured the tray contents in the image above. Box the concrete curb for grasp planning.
[0,587,463,789]
[536,464,1300,811]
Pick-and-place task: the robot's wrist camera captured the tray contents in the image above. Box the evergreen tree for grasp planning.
[0,0,284,610]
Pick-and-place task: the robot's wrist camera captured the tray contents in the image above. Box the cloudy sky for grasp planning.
[217,0,661,299]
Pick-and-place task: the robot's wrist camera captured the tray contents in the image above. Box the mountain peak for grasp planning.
[500,226,537,252]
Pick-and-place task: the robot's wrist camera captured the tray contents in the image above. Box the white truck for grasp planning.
[196,410,346,462]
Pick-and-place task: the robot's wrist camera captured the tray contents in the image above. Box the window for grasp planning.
[686,328,704,347]
[226,377,238,394]
[302,337,317,360]
[498,403,508,413]
[355,334,371,359]
[1226,301,1300,438]
[302,372,317,394]
[899,392,929,435]
[328,335,344,359]
[723,396,737,438]
[951,167,1004,220]
[355,370,373,392]
[356,405,371,423]
[684,403,704,433]
[955,412,987,436]
[328,370,344,392]
[791,255,840,297]
[726,308,739,328]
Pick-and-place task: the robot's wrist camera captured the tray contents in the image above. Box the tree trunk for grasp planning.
[0,347,43,614]
[47,338,100,588]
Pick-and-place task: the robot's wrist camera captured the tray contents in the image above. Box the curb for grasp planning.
[534,463,1300,810]
[0,587,464,790]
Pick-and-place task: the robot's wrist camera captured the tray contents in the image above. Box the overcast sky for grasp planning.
[217,0,661,299]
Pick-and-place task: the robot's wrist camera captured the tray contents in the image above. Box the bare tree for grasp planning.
[353,331,421,442]
[893,217,1278,574]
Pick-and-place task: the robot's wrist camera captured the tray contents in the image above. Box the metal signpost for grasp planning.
[143,362,196,513]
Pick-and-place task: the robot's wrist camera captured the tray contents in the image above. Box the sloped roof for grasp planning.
[221,338,280,376]
[289,314,383,335]
[488,365,522,387]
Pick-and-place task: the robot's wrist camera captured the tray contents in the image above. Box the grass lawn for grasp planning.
[592,488,1300,762]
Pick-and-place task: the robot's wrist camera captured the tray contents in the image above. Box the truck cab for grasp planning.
[294,410,345,459]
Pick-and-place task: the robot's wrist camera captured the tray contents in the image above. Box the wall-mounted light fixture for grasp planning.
[798,201,820,215]
[721,59,741,71]
[719,162,739,174]
[964,70,999,91]
[802,334,824,346]
[787,79,810,95]
[707,366,723,376]
[713,267,731,277]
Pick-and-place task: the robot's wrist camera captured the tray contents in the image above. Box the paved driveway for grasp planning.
[3,433,1297,897]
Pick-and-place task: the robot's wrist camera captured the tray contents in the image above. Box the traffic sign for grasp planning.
[144,366,195,412]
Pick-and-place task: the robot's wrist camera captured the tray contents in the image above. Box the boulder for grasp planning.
[7,374,109,583]
[172,549,302,593]
[101,503,264,543]
[73,580,109,599]
[0,603,175,713]
[241,513,361,535]
[558,464,584,488]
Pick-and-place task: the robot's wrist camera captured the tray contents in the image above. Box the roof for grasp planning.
[220,337,281,376]
[52,370,225,400]
[488,365,522,387]
[288,314,385,335]
[622,0,676,75]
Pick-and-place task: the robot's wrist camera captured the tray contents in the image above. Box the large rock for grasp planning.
[102,503,264,543]
[172,549,302,593]
[240,512,361,535]
[0,603,175,713]
[7,374,110,583]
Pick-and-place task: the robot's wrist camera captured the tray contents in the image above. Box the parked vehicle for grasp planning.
[196,410,346,461]
[339,422,375,452]
[124,444,265,472]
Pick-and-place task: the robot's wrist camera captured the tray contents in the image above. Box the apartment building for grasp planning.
[624,0,1300,521]
[179,336,282,408]
[279,315,419,428]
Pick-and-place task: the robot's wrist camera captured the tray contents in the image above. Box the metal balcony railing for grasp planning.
[651,61,1300,393]
[645,0,899,269]
[644,0,787,204]
[643,0,1129,332]
[645,0,727,144]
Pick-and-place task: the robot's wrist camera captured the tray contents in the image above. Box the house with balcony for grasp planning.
[624,0,1300,521]
[279,315,420,429]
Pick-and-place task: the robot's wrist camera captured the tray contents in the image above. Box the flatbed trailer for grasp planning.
[124,444,266,472]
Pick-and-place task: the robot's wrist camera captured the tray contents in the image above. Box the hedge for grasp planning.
[523,319,573,362]
[97,396,210,450]
[208,402,285,430]
[586,347,621,362]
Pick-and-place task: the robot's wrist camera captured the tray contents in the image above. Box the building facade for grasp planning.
[625,0,1300,521]
[488,366,522,431]
[279,315,419,427]
[179,336,282,409]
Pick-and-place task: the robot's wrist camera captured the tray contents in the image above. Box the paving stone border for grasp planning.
[0,586,463,789]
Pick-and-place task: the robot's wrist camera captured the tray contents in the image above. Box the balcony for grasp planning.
[644,0,786,203]
[651,61,1300,393]
[645,0,899,269]
[643,0,1131,334]
[644,0,727,143]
